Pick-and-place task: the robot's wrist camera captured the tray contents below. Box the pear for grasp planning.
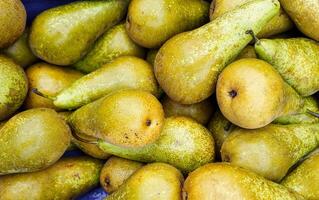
[184,163,305,200]
[236,45,257,60]
[0,0,26,48]
[88,116,215,173]
[106,163,184,200]
[100,156,144,193]
[0,108,71,175]
[279,0,319,41]
[25,62,83,111]
[221,123,319,181]
[162,95,214,125]
[68,89,164,148]
[255,38,319,96]
[210,0,293,38]
[0,55,28,121]
[216,58,308,129]
[72,137,111,160]
[126,0,209,48]
[146,49,159,67]
[0,156,103,200]
[73,23,145,73]
[29,0,130,65]
[155,0,280,104]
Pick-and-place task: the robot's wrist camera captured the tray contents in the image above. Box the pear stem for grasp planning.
[246,30,260,44]
[32,88,57,101]
[71,131,98,144]
[307,109,319,118]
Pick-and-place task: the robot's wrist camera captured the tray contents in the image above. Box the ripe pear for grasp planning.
[236,45,257,60]
[126,0,209,48]
[29,0,130,65]
[100,156,144,193]
[0,0,26,48]
[184,163,305,200]
[74,23,145,73]
[162,95,214,125]
[72,137,111,159]
[93,116,215,173]
[0,108,71,175]
[0,156,103,200]
[221,123,319,181]
[216,58,308,129]
[0,55,28,121]
[279,0,319,41]
[106,163,184,200]
[155,0,280,104]
[68,89,164,148]
[255,38,319,96]
[25,62,83,111]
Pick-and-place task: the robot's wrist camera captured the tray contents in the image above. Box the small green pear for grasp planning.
[72,137,111,160]
[236,45,257,60]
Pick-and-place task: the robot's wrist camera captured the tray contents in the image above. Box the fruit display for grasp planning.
[0,0,319,199]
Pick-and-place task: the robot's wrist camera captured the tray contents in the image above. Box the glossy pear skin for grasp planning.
[0,55,28,121]
[0,0,26,48]
[25,62,83,111]
[184,163,305,200]
[0,157,103,200]
[126,0,209,48]
[255,38,319,96]
[155,0,280,104]
[29,0,130,65]
[69,90,164,148]
[54,56,160,110]
[100,156,144,193]
[221,123,319,181]
[279,0,319,41]
[210,0,293,38]
[0,108,71,175]
[106,163,184,200]
[74,23,145,73]
[97,116,215,173]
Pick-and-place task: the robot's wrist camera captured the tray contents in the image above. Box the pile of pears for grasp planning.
[1,0,319,199]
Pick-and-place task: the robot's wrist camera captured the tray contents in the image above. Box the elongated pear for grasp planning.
[106,163,184,200]
[0,108,71,175]
[255,38,319,96]
[155,0,280,104]
[29,0,129,65]
[221,123,319,181]
[0,157,103,200]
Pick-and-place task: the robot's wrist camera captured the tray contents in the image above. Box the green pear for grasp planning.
[210,0,293,38]
[0,55,28,121]
[236,45,257,60]
[255,38,319,96]
[72,137,111,160]
[73,23,145,73]
[89,116,215,173]
[221,123,319,181]
[184,163,305,200]
[68,89,164,148]
[106,163,184,200]
[279,0,319,41]
[0,108,71,175]
[126,0,209,48]
[0,156,103,200]
[100,156,144,193]
[29,0,130,65]
[0,0,26,48]
[155,0,280,104]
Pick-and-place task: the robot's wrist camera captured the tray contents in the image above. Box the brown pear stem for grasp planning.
[307,109,319,118]
[32,88,57,101]
[245,29,260,44]
[71,130,98,144]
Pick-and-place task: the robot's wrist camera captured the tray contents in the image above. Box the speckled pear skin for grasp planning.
[221,123,319,182]
[184,163,305,200]
[29,0,130,66]
[0,156,103,200]
[210,0,293,38]
[279,0,319,41]
[0,108,71,175]
[97,116,215,173]
[106,163,184,200]
[282,150,319,200]
[0,55,28,121]
[54,56,160,110]
[155,0,280,105]
[72,137,111,159]
[255,38,319,96]
[126,0,209,48]
[74,23,145,73]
